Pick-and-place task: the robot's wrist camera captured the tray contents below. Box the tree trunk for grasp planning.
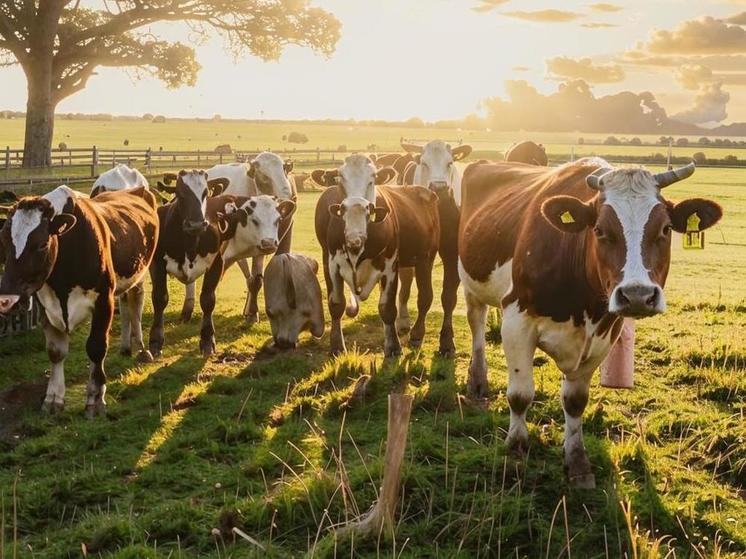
[22,81,56,168]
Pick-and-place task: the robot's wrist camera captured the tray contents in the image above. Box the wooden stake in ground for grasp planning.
[338,393,414,538]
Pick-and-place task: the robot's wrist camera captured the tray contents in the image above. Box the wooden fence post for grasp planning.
[91,145,99,177]
[4,146,9,170]
[145,148,152,173]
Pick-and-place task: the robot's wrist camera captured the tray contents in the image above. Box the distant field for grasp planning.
[0,165,743,557]
[2,118,746,161]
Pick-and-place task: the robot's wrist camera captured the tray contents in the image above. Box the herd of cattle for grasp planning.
[0,139,722,487]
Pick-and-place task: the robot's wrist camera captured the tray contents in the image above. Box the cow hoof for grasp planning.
[569,472,596,489]
[41,400,64,414]
[136,350,154,364]
[201,339,216,357]
[119,347,132,357]
[408,337,423,349]
[437,346,456,359]
[466,380,489,400]
[149,345,163,359]
[395,319,411,336]
[384,346,402,358]
[330,346,346,357]
[505,432,529,454]
[245,313,259,326]
[180,310,193,323]
[85,402,106,419]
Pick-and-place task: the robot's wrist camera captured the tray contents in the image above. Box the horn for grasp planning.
[400,142,423,154]
[653,162,696,189]
[585,167,611,190]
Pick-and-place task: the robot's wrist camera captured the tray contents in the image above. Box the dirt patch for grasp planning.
[0,381,46,444]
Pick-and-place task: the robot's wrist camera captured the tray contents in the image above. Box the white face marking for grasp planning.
[253,152,294,199]
[44,185,77,215]
[222,195,282,264]
[10,208,42,259]
[181,172,208,215]
[339,154,377,202]
[600,169,666,313]
[338,196,371,250]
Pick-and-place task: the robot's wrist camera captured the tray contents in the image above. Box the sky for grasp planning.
[1,0,746,124]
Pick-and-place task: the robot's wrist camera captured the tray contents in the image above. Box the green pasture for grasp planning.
[0,166,743,558]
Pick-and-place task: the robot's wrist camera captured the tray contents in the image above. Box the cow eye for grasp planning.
[252,218,259,226]
[662,224,672,236]
[594,226,614,242]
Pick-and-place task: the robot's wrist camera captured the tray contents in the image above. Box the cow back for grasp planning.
[378,185,439,267]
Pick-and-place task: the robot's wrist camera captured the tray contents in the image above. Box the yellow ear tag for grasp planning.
[560,211,575,224]
[683,212,704,250]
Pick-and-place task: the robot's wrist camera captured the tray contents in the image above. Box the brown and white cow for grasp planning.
[504,140,548,166]
[264,253,324,349]
[0,185,159,416]
[398,140,472,356]
[458,158,722,487]
[149,170,295,357]
[313,154,440,356]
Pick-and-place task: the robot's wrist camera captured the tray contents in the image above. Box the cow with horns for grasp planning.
[204,152,297,325]
[397,140,472,356]
[313,154,440,356]
[458,158,722,487]
[150,170,295,357]
[0,185,159,416]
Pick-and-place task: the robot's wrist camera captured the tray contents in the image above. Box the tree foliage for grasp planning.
[0,0,340,104]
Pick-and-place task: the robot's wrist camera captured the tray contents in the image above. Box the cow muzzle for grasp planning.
[345,236,365,255]
[0,294,20,314]
[610,283,664,317]
[258,238,278,254]
[183,219,209,235]
[428,180,449,193]
[274,336,297,350]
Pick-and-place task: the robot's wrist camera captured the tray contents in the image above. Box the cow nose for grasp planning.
[259,238,278,253]
[183,219,209,234]
[274,337,296,350]
[0,295,20,314]
[346,237,364,254]
[614,284,662,316]
[429,180,448,192]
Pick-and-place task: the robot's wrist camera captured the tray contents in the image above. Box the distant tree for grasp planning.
[658,136,673,145]
[724,154,738,163]
[282,134,288,142]
[337,144,347,152]
[405,117,425,128]
[676,138,689,147]
[287,131,308,144]
[629,137,642,146]
[0,1,340,167]
[604,136,621,146]
[692,152,707,165]
[698,137,711,146]
[213,114,222,121]
[577,137,585,145]
[152,115,166,124]
[142,113,154,121]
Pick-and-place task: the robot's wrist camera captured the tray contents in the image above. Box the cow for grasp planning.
[90,164,158,358]
[313,154,440,357]
[204,152,296,324]
[398,140,472,356]
[149,170,295,357]
[458,158,722,487]
[505,140,548,166]
[264,253,324,349]
[0,191,19,265]
[0,185,159,416]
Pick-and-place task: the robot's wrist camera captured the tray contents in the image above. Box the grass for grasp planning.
[0,161,744,557]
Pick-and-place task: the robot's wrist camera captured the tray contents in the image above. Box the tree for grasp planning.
[0,1,340,167]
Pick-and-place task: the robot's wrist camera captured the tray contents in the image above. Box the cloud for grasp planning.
[725,12,746,24]
[471,0,509,13]
[588,3,623,12]
[676,64,713,90]
[621,50,746,71]
[512,65,530,72]
[672,82,730,124]
[646,17,746,54]
[582,22,619,28]
[546,56,625,83]
[502,10,583,23]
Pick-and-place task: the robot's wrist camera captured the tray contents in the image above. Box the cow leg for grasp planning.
[465,289,489,399]
[561,371,595,488]
[501,303,537,452]
[379,262,401,358]
[42,319,69,414]
[408,259,434,349]
[246,256,264,325]
[85,292,114,418]
[327,254,347,355]
[148,257,169,358]
[395,267,414,335]
[118,292,131,356]
[199,256,224,357]
[181,281,196,323]
[237,258,253,321]
[127,281,153,363]
[438,252,460,357]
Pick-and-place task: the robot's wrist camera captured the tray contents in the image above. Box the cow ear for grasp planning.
[247,161,256,179]
[216,212,230,235]
[668,198,723,233]
[451,145,472,161]
[371,206,390,223]
[283,160,294,174]
[278,199,296,219]
[541,195,595,233]
[328,203,342,218]
[305,256,319,275]
[311,169,337,187]
[50,213,77,236]
[375,167,396,185]
[207,177,229,196]
[156,181,177,194]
